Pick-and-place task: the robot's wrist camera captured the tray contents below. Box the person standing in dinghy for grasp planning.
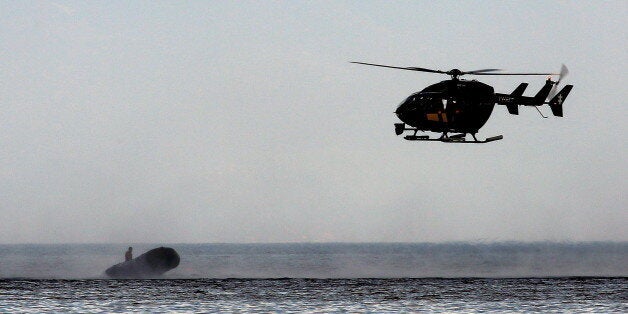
[125,247,133,261]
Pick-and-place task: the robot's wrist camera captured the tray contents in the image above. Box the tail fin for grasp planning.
[533,79,554,104]
[506,83,528,115]
[548,85,573,117]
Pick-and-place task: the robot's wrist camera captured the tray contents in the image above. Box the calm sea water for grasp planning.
[0,243,626,312]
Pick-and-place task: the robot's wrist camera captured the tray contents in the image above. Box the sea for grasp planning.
[0,242,626,312]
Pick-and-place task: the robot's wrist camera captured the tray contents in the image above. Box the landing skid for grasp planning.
[403,134,503,143]
[395,124,503,143]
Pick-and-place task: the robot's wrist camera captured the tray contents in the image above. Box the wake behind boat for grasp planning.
[105,247,180,278]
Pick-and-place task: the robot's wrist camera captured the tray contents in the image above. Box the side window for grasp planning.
[426,97,442,111]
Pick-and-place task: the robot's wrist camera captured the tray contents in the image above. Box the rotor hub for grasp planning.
[448,69,463,79]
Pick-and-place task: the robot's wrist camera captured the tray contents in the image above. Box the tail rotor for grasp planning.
[548,64,569,99]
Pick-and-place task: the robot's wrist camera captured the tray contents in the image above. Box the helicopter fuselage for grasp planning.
[395,79,495,134]
[351,61,572,142]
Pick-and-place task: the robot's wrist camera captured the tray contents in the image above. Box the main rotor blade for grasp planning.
[471,72,559,76]
[465,69,502,74]
[351,61,560,77]
[350,62,446,74]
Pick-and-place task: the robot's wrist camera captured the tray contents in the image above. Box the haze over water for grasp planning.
[1,242,625,279]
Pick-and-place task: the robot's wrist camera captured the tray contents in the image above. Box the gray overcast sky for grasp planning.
[1,1,626,243]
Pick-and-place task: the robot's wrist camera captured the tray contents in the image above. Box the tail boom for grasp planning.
[496,81,573,117]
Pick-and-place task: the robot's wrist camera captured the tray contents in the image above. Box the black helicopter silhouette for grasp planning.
[352,62,573,143]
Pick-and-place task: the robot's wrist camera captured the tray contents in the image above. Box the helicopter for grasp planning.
[351,62,573,143]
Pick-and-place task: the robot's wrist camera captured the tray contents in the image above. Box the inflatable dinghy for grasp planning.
[105,247,180,278]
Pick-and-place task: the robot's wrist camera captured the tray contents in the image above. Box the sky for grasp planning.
[0,1,626,244]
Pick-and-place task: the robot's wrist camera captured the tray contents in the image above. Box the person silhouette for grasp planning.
[125,247,133,261]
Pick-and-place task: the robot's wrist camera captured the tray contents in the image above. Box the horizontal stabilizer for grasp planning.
[501,83,527,115]
[506,104,519,115]
[511,83,528,97]
[548,85,573,117]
